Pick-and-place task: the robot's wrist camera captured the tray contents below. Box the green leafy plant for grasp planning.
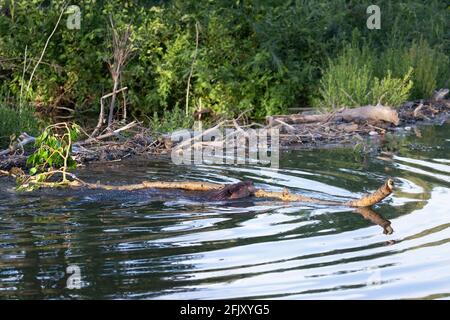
[372,68,414,106]
[316,44,375,109]
[317,44,415,109]
[148,105,194,133]
[24,122,80,189]
[381,39,449,99]
[0,0,448,120]
[0,103,42,149]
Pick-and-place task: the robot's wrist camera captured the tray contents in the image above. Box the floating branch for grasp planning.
[78,180,222,192]
[253,179,394,207]
[5,169,393,208]
[345,179,394,207]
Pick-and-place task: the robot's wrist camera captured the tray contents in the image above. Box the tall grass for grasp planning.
[380,39,449,99]
[317,44,374,108]
[0,97,42,149]
[316,37,448,109]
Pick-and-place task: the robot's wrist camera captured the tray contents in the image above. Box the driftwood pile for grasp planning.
[266,89,449,148]
[0,121,167,170]
[1,90,449,170]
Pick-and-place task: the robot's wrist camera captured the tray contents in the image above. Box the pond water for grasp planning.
[0,124,449,299]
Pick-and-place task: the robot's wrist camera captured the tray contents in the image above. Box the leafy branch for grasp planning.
[21,122,80,190]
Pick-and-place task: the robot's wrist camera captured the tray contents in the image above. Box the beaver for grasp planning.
[206,181,256,201]
[48,181,257,204]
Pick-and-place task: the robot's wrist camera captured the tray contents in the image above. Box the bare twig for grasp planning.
[19,45,28,108]
[79,121,137,145]
[106,17,133,127]
[25,3,67,95]
[0,133,36,157]
[92,87,128,137]
[185,21,200,116]
[173,120,225,151]
[274,118,296,131]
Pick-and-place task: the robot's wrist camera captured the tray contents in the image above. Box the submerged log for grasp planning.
[267,105,400,126]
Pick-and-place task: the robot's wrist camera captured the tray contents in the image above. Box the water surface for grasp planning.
[0,124,449,299]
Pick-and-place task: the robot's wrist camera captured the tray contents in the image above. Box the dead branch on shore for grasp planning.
[0,133,36,157]
[267,105,400,126]
[80,120,137,145]
[92,87,128,137]
[106,18,133,128]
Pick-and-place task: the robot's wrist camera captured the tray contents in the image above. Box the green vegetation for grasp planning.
[148,105,194,134]
[18,122,80,190]
[0,104,42,148]
[26,122,79,174]
[0,0,448,131]
[317,42,415,109]
[381,38,450,99]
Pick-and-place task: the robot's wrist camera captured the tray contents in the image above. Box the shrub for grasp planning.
[0,0,448,121]
[148,105,193,134]
[317,44,374,109]
[0,104,42,149]
[372,68,414,106]
[381,39,449,99]
[317,43,415,109]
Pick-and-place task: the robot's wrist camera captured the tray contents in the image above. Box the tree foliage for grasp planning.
[0,0,448,128]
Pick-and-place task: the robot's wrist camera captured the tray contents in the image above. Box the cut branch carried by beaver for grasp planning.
[209,179,394,207]
[0,170,395,234]
[1,168,393,208]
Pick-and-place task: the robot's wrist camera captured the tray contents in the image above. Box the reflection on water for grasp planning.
[0,124,449,299]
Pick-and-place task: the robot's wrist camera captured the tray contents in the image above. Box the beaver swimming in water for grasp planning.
[31,180,258,204]
[206,181,256,201]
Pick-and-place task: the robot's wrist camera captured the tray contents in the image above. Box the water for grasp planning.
[0,124,449,299]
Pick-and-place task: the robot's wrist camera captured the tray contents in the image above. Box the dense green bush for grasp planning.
[0,104,42,148]
[317,43,375,108]
[317,42,415,109]
[372,69,414,106]
[0,0,448,129]
[148,105,194,134]
[380,39,449,99]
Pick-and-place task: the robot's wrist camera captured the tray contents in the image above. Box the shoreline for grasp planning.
[0,96,449,171]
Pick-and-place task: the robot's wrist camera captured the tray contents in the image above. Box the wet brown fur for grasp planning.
[206,181,256,201]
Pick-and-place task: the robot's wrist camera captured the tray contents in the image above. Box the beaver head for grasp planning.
[207,181,256,201]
